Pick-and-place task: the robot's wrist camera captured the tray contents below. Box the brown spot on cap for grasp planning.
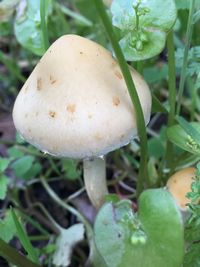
[67,104,76,114]
[120,134,125,140]
[37,77,42,90]
[112,61,117,67]
[114,70,123,80]
[94,133,103,141]
[50,75,57,84]
[28,128,31,133]
[80,51,83,54]
[49,111,56,118]
[88,114,93,119]
[35,111,39,117]
[113,96,120,106]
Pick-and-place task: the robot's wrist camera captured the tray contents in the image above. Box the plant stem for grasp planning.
[40,176,93,238]
[94,0,149,195]
[40,0,50,51]
[176,0,196,115]
[165,31,176,171]
[83,157,108,209]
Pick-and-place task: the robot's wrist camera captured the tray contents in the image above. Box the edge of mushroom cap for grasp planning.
[166,167,196,211]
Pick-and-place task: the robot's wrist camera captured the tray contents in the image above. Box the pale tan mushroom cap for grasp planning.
[166,167,196,210]
[13,35,151,159]
[103,0,112,7]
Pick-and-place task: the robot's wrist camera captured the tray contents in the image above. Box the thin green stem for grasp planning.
[190,77,198,121]
[165,31,176,171]
[176,0,196,115]
[40,0,50,51]
[40,176,93,238]
[94,0,149,195]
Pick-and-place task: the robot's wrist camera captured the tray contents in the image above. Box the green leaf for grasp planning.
[148,137,165,159]
[144,64,168,84]
[53,224,85,267]
[11,208,39,264]
[61,159,81,180]
[119,30,166,61]
[94,189,184,267]
[11,155,35,178]
[14,0,52,56]
[167,122,200,155]
[0,238,42,267]
[184,243,200,267]
[0,210,16,242]
[22,162,42,180]
[111,0,177,61]
[0,175,9,200]
[176,117,200,145]
[87,237,108,267]
[0,22,12,36]
[7,146,25,159]
[0,157,10,172]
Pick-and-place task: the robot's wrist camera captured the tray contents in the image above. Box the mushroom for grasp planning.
[103,0,112,7]
[12,34,151,209]
[166,167,196,211]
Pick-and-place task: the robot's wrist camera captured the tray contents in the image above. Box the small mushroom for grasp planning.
[166,167,196,211]
[12,34,151,209]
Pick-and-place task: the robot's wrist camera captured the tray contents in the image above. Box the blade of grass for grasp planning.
[11,208,39,264]
[0,238,41,267]
[165,31,176,171]
[93,0,149,195]
[176,0,196,115]
[40,0,50,51]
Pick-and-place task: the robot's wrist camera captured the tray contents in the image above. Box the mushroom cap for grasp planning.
[166,167,196,211]
[103,0,112,7]
[13,34,151,159]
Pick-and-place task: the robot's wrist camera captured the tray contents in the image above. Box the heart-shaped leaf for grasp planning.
[111,0,177,61]
[94,189,184,267]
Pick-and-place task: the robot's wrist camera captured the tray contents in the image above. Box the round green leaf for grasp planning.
[94,189,184,267]
[111,0,177,61]
[111,0,176,31]
[167,122,200,156]
[119,30,166,61]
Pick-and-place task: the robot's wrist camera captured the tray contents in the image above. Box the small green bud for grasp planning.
[138,236,146,244]
[131,233,147,245]
[144,7,150,13]
[140,33,148,42]
[136,40,143,51]
[131,235,140,245]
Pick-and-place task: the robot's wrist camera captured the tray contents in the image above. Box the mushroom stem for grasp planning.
[83,157,108,209]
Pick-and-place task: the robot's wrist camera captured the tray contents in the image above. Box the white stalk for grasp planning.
[83,157,108,209]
